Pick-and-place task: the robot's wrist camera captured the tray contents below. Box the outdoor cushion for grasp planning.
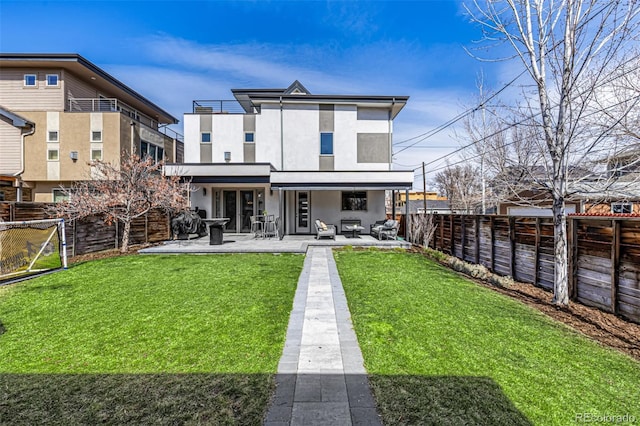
[319,221,328,231]
[384,220,396,228]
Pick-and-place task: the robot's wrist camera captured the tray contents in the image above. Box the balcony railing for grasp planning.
[192,100,258,114]
[68,98,158,129]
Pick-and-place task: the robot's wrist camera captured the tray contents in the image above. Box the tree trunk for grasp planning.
[552,194,569,305]
[121,220,131,253]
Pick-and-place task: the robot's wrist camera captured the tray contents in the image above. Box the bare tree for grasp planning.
[52,153,190,252]
[465,0,640,305]
[434,164,482,213]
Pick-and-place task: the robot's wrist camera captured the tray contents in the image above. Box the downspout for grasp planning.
[13,123,36,201]
[279,96,284,170]
[389,98,394,171]
[130,121,136,155]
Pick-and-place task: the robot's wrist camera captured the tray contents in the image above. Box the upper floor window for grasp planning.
[244,132,255,143]
[92,131,102,142]
[612,202,633,214]
[91,148,103,161]
[48,131,59,142]
[46,74,59,86]
[141,140,164,163]
[201,132,211,143]
[24,74,37,87]
[320,132,333,155]
[47,149,59,161]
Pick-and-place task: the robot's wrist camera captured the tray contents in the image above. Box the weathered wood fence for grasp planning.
[1,202,170,257]
[408,214,640,324]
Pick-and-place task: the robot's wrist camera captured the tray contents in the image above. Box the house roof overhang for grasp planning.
[0,107,34,129]
[230,82,408,119]
[163,165,414,190]
[163,163,275,184]
[0,53,178,125]
[270,170,414,191]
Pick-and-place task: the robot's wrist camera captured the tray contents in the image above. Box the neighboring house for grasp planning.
[393,191,450,214]
[165,81,414,235]
[0,53,183,202]
[0,107,34,201]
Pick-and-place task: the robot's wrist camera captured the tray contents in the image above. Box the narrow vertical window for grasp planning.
[48,131,59,142]
[201,132,211,143]
[47,149,59,161]
[320,132,333,155]
[92,131,102,142]
[244,132,254,143]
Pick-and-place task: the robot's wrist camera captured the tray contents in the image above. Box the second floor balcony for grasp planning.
[192,100,259,114]
[68,97,157,129]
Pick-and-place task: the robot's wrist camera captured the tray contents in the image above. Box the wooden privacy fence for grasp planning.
[409,214,640,324]
[1,202,171,257]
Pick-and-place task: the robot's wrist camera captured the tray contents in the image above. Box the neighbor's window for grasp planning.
[141,140,163,163]
[244,132,255,143]
[201,132,211,143]
[342,191,367,211]
[320,132,333,155]
[0,191,5,201]
[47,149,59,161]
[48,131,59,142]
[53,189,69,203]
[91,148,103,161]
[24,74,37,87]
[612,202,633,214]
[46,74,59,86]
[92,131,102,142]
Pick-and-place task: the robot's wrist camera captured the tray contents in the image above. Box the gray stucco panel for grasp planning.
[357,133,390,163]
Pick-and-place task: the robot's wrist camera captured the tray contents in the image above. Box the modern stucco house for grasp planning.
[0,53,183,202]
[165,81,414,236]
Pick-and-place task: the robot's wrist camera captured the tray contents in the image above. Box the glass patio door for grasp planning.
[223,190,237,232]
[222,190,255,233]
[240,190,254,233]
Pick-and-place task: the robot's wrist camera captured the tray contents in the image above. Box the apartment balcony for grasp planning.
[192,100,259,114]
[68,97,162,130]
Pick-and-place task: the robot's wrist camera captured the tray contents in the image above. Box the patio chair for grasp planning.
[370,219,399,240]
[250,215,263,238]
[314,219,336,240]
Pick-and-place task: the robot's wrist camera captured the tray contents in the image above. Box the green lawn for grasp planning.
[0,254,304,424]
[334,249,640,426]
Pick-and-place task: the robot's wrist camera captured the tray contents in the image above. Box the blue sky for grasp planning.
[0,0,521,187]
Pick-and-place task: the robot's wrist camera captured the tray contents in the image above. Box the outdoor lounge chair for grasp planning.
[315,219,336,240]
[370,219,399,240]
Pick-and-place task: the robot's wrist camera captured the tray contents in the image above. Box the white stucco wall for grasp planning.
[182,101,396,171]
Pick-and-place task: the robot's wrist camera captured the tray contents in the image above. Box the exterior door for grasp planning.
[223,190,237,232]
[239,190,254,233]
[296,191,310,234]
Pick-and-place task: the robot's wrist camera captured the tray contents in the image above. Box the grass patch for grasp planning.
[0,254,304,424]
[334,250,640,425]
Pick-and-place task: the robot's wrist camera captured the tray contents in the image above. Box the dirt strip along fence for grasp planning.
[407,214,640,324]
[1,202,171,257]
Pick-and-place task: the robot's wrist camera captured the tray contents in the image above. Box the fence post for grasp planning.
[439,214,444,251]
[611,219,620,314]
[145,213,149,243]
[509,216,516,278]
[534,217,541,287]
[461,216,466,260]
[450,215,455,256]
[490,216,495,272]
[475,216,480,265]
